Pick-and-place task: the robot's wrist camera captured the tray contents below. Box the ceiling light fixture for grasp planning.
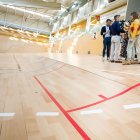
[1,4,52,19]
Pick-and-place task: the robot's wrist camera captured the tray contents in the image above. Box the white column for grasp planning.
[68,25,71,36]
[85,16,91,33]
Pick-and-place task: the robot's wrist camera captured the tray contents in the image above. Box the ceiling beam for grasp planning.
[0,0,61,10]
[50,0,89,24]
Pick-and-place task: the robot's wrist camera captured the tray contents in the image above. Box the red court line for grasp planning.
[67,83,140,113]
[34,76,91,140]
[98,95,108,100]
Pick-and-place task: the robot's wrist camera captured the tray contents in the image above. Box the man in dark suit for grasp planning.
[101,19,112,61]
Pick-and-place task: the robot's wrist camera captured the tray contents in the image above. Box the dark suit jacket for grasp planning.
[101,26,111,39]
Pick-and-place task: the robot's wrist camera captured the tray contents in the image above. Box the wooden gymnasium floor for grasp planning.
[0,53,140,140]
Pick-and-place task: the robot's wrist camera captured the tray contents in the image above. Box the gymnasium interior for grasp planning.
[0,0,140,140]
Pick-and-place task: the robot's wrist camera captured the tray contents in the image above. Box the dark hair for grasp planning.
[131,12,138,20]
[114,15,120,20]
[106,19,111,22]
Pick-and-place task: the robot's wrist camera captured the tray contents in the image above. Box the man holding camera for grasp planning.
[101,19,112,61]
[110,15,124,63]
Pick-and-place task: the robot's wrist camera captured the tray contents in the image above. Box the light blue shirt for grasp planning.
[105,26,110,38]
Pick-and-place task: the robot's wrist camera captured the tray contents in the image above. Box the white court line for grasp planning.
[80,109,103,115]
[123,103,140,109]
[0,113,15,117]
[36,112,59,116]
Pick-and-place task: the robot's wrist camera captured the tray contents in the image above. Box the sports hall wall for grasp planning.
[0,35,48,53]
[0,32,103,55]
[51,33,103,55]
[49,5,127,55]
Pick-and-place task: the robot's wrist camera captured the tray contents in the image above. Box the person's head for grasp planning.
[106,19,112,26]
[114,15,120,21]
[130,12,138,21]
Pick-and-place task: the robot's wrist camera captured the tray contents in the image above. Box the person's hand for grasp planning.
[120,33,125,36]
[104,30,110,35]
[129,38,134,42]
[106,30,110,34]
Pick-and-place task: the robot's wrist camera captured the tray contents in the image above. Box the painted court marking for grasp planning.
[36,112,59,116]
[34,76,140,140]
[47,57,140,76]
[34,71,140,140]
[36,64,65,76]
[98,95,108,100]
[67,83,140,113]
[34,76,91,140]
[123,103,140,109]
[80,109,103,115]
[0,113,15,117]
[103,70,140,76]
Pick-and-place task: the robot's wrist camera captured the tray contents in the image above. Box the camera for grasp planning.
[120,20,125,30]
[120,20,131,31]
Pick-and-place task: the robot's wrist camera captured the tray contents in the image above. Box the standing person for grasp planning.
[110,15,124,63]
[123,12,140,65]
[101,19,112,61]
[120,33,129,60]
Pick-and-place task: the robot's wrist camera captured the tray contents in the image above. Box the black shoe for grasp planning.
[115,61,122,63]
[110,60,114,63]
